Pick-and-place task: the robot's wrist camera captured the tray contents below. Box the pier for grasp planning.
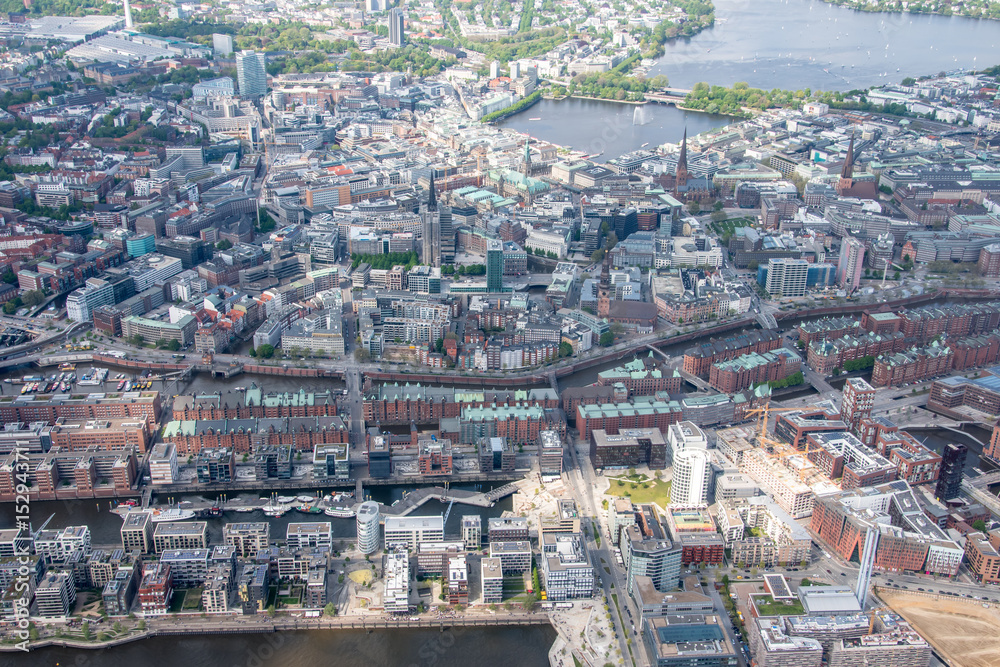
[382,482,520,516]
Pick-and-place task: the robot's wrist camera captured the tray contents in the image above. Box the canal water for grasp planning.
[10,487,514,548]
[2,626,559,667]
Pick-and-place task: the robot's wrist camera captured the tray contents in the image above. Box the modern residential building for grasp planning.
[356,501,381,555]
[486,238,504,292]
[489,540,532,574]
[153,522,208,554]
[935,443,967,501]
[237,563,269,615]
[446,555,469,605]
[383,549,410,613]
[383,515,444,550]
[481,557,504,604]
[488,517,529,544]
[286,523,333,550]
[540,533,594,601]
[121,512,154,554]
[223,523,270,558]
[840,378,875,432]
[35,571,76,618]
[670,449,711,505]
[461,515,482,551]
[644,614,739,667]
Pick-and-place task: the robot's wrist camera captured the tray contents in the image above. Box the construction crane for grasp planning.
[866,606,891,633]
[743,403,809,452]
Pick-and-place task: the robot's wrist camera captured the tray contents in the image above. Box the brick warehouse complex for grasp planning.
[162,416,349,455]
[0,392,162,426]
[683,330,782,378]
[806,332,906,375]
[871,343,953,388]
[172,387,342,420]
[809,480,963,577]
[577,397,683,440]
[709,349,801,394]
[364,384,559,425]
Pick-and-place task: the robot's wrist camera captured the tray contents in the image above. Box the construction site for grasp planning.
[878,588,1000,667]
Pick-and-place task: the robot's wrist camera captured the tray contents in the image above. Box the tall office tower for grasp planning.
[765,258,809,298]
[236,51,267,98]
[837,235,866,293]
[422,174,441,267]
[388,8,405,46]
[486,239,504,292]
[123,0,133,28]
[213,33,234,56]
[935,443,967,501]
[439,204,454,265]
[365,0,382,11]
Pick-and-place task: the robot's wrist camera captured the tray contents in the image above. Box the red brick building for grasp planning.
[871,344,954,388]
[709,349,801,394]
[576,398,683,440]
[0,392,162,426]
[682,330,782,378]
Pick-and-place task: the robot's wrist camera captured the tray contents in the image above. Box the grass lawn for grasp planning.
[606,479,672,507]
[752,595,805,616]
[182,588,202,610]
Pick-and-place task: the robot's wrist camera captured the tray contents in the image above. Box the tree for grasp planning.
[354,348,370,362]
[323,602,337,616]
[434,337,444,354]
[687,200,701,214]
[590,248,605,263]
[710,210,727,223]
[522,592,537,611]
[82,621,91,641]
[257,344,275,359]
[974,519,988,532]
[559,341,573,357]
[1,269,15,284]
[713,200,724,211]
[215,239,233,251]
[21,289,44,307]
[267,605,276,617]
[599,331,614,347]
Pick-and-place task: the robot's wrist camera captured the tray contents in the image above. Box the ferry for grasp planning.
[297,505,325,514]
[325,506,356,518]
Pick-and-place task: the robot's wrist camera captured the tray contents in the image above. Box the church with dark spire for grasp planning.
[835,131,877,200]
[667,128,713,202]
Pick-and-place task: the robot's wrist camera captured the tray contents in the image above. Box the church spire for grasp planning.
[675,128,689,191]
[523,137,531,175]
[428,172,437,211]
[841,132,856,180]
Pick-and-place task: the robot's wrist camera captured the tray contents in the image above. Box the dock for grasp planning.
[382,483,519,516]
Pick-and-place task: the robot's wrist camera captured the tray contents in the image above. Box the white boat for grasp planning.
[232,507,255,512]
[150,508,197,522]
[296,495,315,503]
[262,505,289,517]
[325,506,356,518]
[528,117,541,121]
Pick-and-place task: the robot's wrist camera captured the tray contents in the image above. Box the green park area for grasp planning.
[606,471,672,507]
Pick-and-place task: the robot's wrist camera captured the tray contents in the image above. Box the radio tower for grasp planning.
[855,527,879,609]
[123,0,134,28]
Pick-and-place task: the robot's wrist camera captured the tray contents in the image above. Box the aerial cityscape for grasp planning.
[0,0,999,665]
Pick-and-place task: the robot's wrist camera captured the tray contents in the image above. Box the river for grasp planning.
[3,627,558,667]
[499,0,1000,160]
